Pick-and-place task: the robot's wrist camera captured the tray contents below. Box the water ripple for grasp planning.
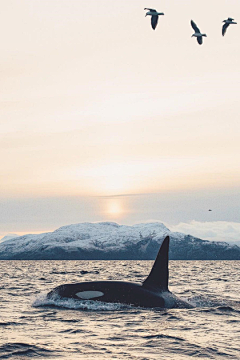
[0,260,239,359]
[0,343,53,358]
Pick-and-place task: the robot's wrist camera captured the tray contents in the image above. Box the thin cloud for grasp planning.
[168,221,240,245]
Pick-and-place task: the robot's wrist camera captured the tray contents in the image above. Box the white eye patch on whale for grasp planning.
[76,291,104,300]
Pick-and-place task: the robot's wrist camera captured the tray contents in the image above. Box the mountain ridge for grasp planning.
[0,222,239,260]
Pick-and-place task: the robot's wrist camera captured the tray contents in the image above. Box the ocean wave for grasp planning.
[80,270,100,275]
[144,334,185,341]
[0,343,53,358]
[32,293,131,311]
[143,337,234,358]
[183,295,226,308]
[0,322,18,327]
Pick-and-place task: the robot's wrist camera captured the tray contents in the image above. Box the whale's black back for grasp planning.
[47,236,193,308]
[142,236,169,291]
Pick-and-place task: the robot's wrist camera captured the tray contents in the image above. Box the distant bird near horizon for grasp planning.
[208,209,212,212]
[222,17,237,36]
[191,20,207,45]
[144,8,164,30]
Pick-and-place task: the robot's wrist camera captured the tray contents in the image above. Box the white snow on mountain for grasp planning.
[0,234,20,243]
[0,222,238,260]
[0,222,170,255]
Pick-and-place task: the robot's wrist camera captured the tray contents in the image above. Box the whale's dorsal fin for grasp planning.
[142,236,169,291]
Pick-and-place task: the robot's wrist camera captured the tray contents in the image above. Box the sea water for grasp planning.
[0,260,239,359]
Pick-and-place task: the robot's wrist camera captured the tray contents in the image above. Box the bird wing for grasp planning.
[144,8,156,12]
[151,15,158,30]
[222,22,229,36]
[191,20,200,33]
[197,36,203,45]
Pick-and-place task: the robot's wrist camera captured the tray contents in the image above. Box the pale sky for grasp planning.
[1,1,240,242]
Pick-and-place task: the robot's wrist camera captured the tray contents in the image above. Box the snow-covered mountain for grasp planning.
[0,234,20,243]
[0,222,239,260]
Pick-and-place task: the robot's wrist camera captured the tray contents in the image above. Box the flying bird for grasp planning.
[191,20,207,45]
[144,8,164,30]
[222,17,237,36]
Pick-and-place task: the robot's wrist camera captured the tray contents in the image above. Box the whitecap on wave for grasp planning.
[182,295,226,308]
[32,293,131,311]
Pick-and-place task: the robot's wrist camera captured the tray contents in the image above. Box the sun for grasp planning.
[106,199,123,217]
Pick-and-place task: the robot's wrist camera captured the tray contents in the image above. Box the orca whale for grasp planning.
[47,236,192,308]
